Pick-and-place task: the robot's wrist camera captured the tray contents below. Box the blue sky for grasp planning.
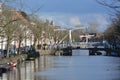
[10,0,111,32]
[20,0,108,13]
[40,0,108,13]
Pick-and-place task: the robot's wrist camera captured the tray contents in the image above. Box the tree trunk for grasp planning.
[37,38,40,45]
[17,40,21,54]
[6,37,10,58]
[33,37,37,48]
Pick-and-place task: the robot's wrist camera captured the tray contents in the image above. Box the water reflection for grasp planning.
[36,56,120,80]
[0,55,54,80]
[0,60,36,80]
[0,51,120,80]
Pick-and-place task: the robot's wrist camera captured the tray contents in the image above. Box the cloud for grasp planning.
[70,16,81,26]
[39,12,109,32]
[94,14,108,25]
[94,14,109,32]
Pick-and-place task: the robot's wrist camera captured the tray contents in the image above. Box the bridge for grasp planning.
[58,42,101,49]
[55,41,106,56]
[53,27,115,56]
[55,43,112,56]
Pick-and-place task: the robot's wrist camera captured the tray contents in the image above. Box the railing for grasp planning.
[71,42,101,48]
[57,42,102,49]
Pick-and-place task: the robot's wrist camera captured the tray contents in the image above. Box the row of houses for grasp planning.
[0,2,103,51]
[0,2,61,50]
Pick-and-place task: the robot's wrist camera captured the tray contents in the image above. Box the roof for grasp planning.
[15,10,29,24]
[51,25,61,30]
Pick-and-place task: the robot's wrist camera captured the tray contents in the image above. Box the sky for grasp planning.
[10,0,111,32]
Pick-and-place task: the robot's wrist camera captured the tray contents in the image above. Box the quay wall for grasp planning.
[0,54,27,65]
[37,50,56,56]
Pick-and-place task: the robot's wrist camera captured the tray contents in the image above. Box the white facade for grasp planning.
[0,37,6,49]
[0,37,34,49]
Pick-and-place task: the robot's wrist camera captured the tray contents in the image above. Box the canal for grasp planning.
[0,50,120,80]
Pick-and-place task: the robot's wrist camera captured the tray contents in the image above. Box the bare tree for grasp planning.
[0,2,29,57]
[0,8,20,57]
[96,0,120,48]
[96,0,120,12]
[88,21,100,33]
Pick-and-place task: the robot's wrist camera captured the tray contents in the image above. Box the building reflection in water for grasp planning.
[0,56,54,80]
[0,56,120,80]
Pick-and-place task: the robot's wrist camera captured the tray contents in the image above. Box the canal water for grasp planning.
[0,50,120,80]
